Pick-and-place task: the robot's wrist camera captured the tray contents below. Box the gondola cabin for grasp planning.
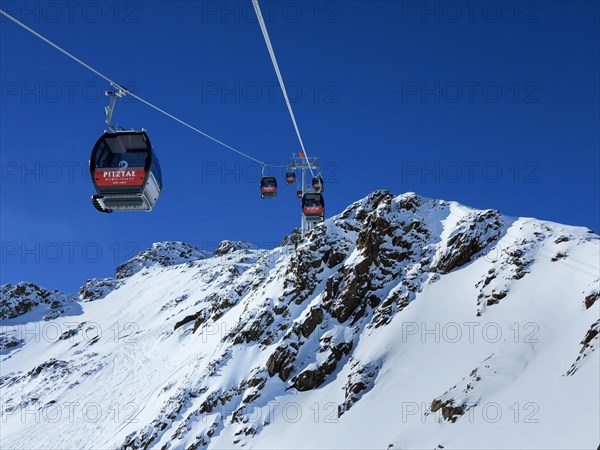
[260,176,278,199]
[285,171,296,184]
[296,190,303,199]
[89,130,162,213]
[302,193,325,222]
[312,175,324,193]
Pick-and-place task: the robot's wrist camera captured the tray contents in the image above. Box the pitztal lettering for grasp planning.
[94,168,145,187]
[103,170,137,178]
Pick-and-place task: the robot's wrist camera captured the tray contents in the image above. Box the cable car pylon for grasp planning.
[288,153,323,237]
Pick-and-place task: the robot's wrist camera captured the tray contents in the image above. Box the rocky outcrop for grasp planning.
[0,282,73,320]
[281,228,303,247]
[214,240,258,256]
[585,290,599,310]
[292,341,353,391]
[433,209,503,274]
[430,399,465,423]
[338,359,380,416]
[566,319,599,376]
[266,344,296,381]
[78,277,122,302]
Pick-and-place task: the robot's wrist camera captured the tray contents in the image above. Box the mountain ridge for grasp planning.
[1,190,598,449]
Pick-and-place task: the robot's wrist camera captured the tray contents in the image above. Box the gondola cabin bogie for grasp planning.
[302,193,325,222]
[260,176,278,199]
[89,130,162,213]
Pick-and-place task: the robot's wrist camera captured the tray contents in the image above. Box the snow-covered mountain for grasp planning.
[1,191,598,449]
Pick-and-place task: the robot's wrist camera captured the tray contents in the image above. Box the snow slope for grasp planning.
[1,191,598,449]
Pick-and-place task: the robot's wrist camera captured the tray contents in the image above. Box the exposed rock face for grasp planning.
[257,192,512,395]
[432,209,504,274]
[338,359,380,416]
[566,319,600,376]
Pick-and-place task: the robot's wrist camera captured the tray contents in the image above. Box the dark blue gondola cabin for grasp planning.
[312,175,324,193]
[302,192,325,222]
[285,171,296,184]
[260,176,278,199]
[89,130,162,213]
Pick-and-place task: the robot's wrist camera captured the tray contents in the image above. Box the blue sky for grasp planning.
[1,0,598,293]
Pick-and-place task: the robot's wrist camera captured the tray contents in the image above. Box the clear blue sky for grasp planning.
[1,0,598,293]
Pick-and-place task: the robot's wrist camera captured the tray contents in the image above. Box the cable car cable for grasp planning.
[251,0,315,178]
[0,8,287,169]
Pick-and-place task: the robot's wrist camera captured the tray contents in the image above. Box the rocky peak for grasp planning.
[214,240,259,256]
[115,241,211,278]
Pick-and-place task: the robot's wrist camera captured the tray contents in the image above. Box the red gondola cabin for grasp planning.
[312,175,324,193]
[302,193,325,222]
[260,176,278,199]
[285,171,296,184]
[89,130,162,213]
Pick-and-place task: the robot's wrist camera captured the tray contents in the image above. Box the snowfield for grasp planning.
[1,191,598,449]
